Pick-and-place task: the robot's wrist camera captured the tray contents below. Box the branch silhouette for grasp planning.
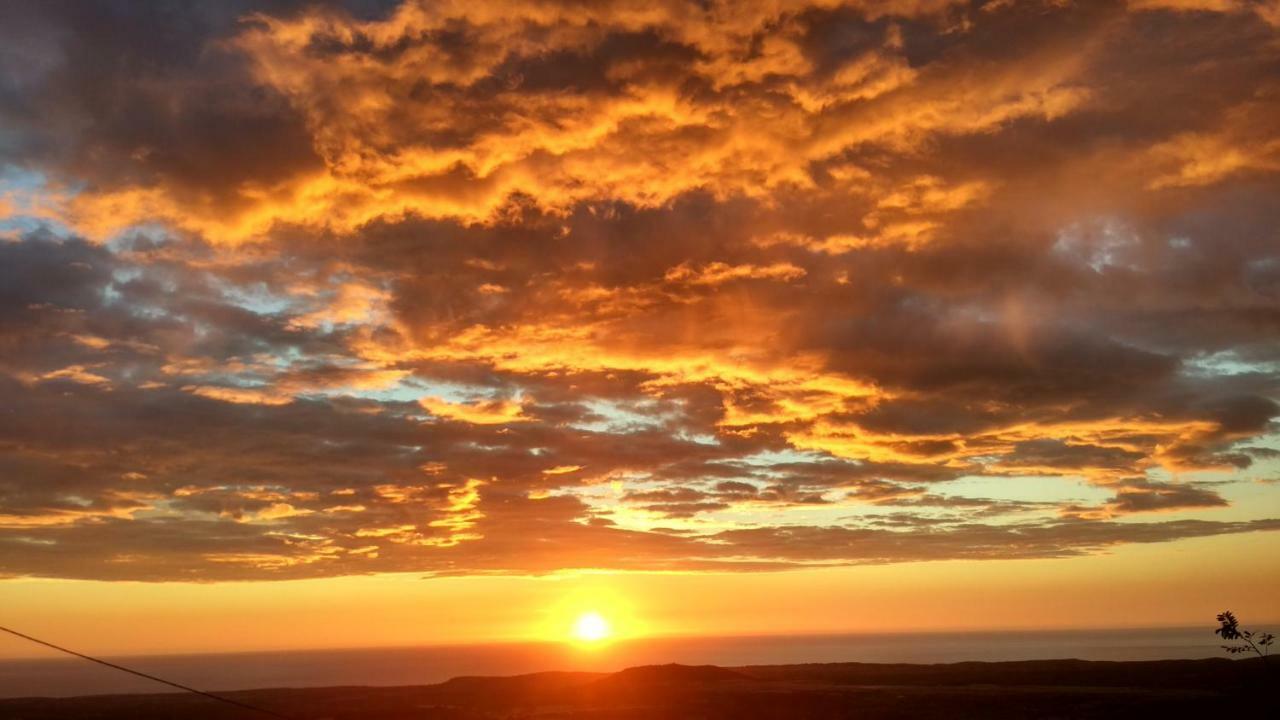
[1214,611,1274,662]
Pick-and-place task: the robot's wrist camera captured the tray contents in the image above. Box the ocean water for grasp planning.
[0,627,1227,698]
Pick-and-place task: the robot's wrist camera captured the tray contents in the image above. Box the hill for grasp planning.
[0,657,1271,719]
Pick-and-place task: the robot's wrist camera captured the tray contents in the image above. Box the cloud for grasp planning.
[4,0,1083,240]
[1136,78,1280,188]
[419,396,530,424]
[1129,0,1280,26]
[664,261,807,286]
[1107,480,1230,514]
[0,0,1278,581]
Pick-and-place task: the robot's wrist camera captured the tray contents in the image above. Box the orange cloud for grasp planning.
[419,396,530,424]
[33,0,1091,243]
[664,261,807,285]
[1146,99,1280,188]
[184,385,293,406]
[1129,0,1280,26]
[287,281,392,329]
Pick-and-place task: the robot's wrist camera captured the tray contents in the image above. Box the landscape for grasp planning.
[1,0,1278,717]
[1,658,1275,719]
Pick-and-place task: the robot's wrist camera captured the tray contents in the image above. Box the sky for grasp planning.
[1,0,1279,659]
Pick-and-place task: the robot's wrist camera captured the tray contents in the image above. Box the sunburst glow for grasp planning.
[571,612,612,643]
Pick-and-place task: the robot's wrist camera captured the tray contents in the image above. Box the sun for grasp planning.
[571,611,612,643]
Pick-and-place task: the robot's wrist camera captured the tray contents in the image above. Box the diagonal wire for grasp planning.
[0,624,298,720]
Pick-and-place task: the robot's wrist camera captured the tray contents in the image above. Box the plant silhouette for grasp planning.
[1214,611,1274,661]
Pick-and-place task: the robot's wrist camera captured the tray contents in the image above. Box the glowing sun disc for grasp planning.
[572,612,612,643]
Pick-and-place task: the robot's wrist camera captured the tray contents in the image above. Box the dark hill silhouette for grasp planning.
[736,657,1260,689]
[591,663,750,688]
[439,670,603,692]
[1,657,1271,719]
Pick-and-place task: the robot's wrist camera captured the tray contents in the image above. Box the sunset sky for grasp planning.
[1,0,1279,659]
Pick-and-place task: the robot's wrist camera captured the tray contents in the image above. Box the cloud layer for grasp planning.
[0,0,1278,580]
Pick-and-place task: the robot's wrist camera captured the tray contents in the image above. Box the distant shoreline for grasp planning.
[0,626,1237,699]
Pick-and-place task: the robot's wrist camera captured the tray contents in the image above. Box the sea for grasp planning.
[0,626,1229,698]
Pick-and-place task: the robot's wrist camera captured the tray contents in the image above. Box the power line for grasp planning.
[0,625,298,720]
